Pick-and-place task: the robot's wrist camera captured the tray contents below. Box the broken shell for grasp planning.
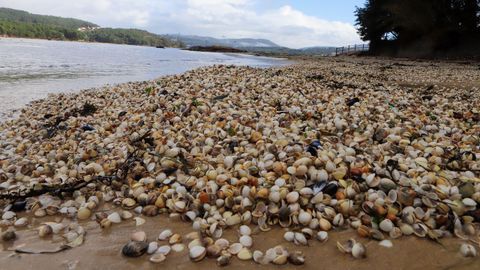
[379,240,393,248]
[217,254,231,267]
[294,232,308,245]
[460,243,477,257]
[288,251,305,265]
[149,253,166,263]
[272,254,288,265]
[131,231,147,242]
[337,239,355,254]
[107,212,121,223]
[134,217,146,226]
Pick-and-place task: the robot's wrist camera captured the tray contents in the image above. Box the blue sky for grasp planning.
[0,0,365,48]
[255,0,365,24]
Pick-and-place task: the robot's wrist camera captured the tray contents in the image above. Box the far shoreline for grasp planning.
[0,35,181,49]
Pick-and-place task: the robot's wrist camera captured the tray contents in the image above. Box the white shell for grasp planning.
[228,243,243,254]
[171,243,185,252]
[379,219,393,232]
[158,229,173,241]
[462,198,477,207]
[149,253,166,263]
[189,246,206,261]
[131,231,147,242]
[294,232,307,245]
[2,211,16,220]
[134,217,146,226]
[352,242,366,259]
[317,231,328,242]
[239,225,251,236]
[460,243,477,257]
[14,217,28,227]
[239,235,253,248]
[286,191,299,203]
[107,212,121,223]
[298,211,312,226]
[379,240,393,248]
[215,238,230,249]
[148,242,159,254]
[156,245,172,255]
[284,231,294,242]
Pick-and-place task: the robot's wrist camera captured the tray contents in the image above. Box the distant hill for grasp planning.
[0,7,97,29]
[0,7,182,47]
[239,46,338,56]
[165,34,280,48]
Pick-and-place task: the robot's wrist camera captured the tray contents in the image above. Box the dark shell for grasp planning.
[288,251,305,265]
[12,200,27,212]
[122,241,148,257]
[323,183,339,196]
[346,97,360,107]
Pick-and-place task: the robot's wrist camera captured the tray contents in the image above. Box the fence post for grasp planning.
[354,44,356,52]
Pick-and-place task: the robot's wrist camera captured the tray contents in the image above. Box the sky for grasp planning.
[0,0,366,48]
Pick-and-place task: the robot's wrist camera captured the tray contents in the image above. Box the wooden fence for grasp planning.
[335,44,369,56]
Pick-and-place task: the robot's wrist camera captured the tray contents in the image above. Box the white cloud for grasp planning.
[0,0,362,47]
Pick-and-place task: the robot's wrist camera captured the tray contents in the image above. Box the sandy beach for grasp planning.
[1,57,479,269]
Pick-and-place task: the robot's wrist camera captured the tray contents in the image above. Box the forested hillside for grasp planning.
[0,7,183,47]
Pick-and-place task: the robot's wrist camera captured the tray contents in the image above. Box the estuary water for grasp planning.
[0,38,288,119]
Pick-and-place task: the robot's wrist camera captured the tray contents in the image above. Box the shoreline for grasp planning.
[0,59,479,269]
[0,36,182,49]
[0,38,291,123]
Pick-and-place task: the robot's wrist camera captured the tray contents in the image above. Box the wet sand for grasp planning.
[1,204,480,270]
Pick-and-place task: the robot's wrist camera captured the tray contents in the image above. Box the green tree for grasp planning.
[355,0,480,55]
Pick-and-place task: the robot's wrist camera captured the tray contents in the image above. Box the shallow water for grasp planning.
[0,38,288,119]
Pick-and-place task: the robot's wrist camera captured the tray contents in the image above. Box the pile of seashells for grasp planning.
[0,58,479,266]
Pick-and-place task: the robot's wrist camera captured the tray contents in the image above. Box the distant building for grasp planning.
[77,26,100,32]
